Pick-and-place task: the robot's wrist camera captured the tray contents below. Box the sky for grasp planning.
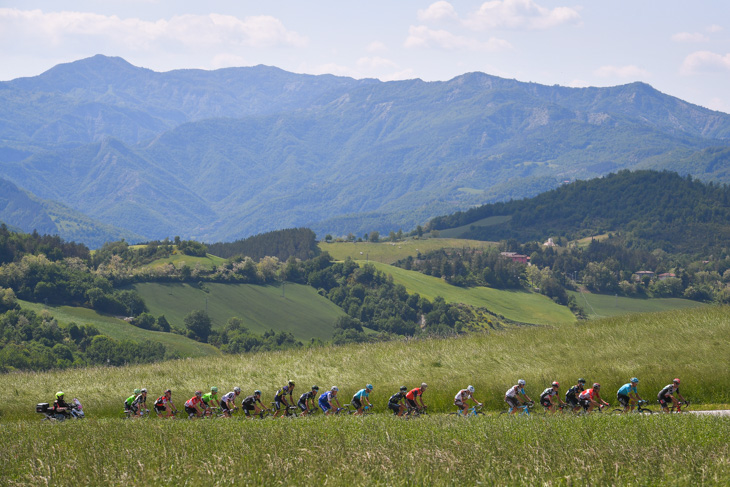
[1,1,729,113]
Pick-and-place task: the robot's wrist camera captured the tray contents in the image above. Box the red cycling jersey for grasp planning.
[579,388,596,401]
[405,388,423,401]
[185,396,203,408]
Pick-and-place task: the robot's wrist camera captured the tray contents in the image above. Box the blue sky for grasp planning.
[1,1,728,112]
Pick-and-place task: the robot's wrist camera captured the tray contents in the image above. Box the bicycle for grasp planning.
[612,399,654,415]
[500,401,534,417]
[333,405,352,415]
[541,403,571,414]
[664,400,691,413]
[124,408,150,419]
[449,404,485,417]
[404,405,427,418]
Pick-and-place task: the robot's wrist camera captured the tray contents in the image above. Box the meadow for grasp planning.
[2,306,729,485]
[133,282,345,340]
[568,290,707,319]
[365,261,575,326]
[319,238,491,264]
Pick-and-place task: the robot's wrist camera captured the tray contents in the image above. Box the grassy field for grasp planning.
[2,305,729,485]
[436,215,512,239]
[366,261,575,326]
[133,282,345,340]
[1,415,727,485]
[569,290,707,318]
[319,238,492,264]
[18,300,220,358]
[140,251,227,270]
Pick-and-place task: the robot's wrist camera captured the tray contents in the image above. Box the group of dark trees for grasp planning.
[207,228,319,261]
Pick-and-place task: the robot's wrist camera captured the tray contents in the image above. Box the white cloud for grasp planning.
[594,65,650,79]
[672,32,709,43]
[210,53,247,69]
[463,0,580,31]
[706,24,723,33]
[417,2,459,22]
[681,51,730,75]
[0,8,308,51]
[568,79,590,88]
[706,97,728,113]
[366,41,387,53]
[356,56,398,71]
[405,25,511,51]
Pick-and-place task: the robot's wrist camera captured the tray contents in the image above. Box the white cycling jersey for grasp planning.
[455,389,472,402]
[505,385,524,398]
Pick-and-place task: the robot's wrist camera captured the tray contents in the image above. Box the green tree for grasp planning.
[184,310,212,342]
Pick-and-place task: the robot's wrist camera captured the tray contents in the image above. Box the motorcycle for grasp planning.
[36,398,85,421]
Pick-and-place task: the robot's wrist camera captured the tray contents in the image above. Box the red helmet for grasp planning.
[552,381,559,387]
[673,378,680,384]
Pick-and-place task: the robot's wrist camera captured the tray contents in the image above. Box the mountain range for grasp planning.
[1,54,729,246]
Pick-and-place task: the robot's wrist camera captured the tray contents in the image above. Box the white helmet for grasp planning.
[234,387,241,393]
[517,379,526,386]
[467,385,475,393]
[331,386,339,392]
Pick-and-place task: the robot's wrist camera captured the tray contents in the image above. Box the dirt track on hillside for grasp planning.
[690,410,730,416]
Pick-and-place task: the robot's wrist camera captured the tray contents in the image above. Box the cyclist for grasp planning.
[132,388,148,417]
[505,379,533,414]
[352,384,374,415]
[53,391,72,418]
[388,386,409,416]
[318,386,342,415]
[297,385,319,416]
[617,378,643,413]
[241,390,267,418]
[565,378,586,412]
[405,383,428,413]
[454,385,482,416]
[658,378,686,412]
[540,382,566,413]
[201,387,220,416]
[273,380,295,418]
[154,389,177,418]
[124,388,141,416]
[579,383,610,412]
[220,387,241,418]
[185,391,205,419]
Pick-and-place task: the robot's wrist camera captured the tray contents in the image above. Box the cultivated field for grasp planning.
[569,290,707,318]
[365,261,575,326]
[320,238,492,264]
[133,282,345,340]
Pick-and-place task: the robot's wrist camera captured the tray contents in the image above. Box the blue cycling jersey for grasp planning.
[354,389,369,400]
[618,383,637,396]
[319,392,332,403]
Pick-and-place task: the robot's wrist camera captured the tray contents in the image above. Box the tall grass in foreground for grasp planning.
[1,415,727,485]
[1,306,729,420]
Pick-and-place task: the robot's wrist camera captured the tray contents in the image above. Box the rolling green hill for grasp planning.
[17,300,219,358]
[139,252,227,270]
[363,261,575,326]
[133,282,345,341]
[319,238,492,264]
[568,290,707,318]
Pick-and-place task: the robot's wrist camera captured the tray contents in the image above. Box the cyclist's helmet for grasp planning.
[593,383,601,389]
[630,377,639,384]
[211,386,218,393]
[134,388,141,395]
[195,390,202,397]
[467,385,475,393]
[400,386,407,392]
[141,388,147,393]
[312,385,319,391]
[673,378,681,384]
[366,384,373,391]
[56,391,64,398]
[552,381,559,387]
[254,390,261,396]
[288,380,295,386]
[421,383,428,389]
[165,389,172,394]
[331,386,339,392]
[234,387,241,393]
[578,378,586,384]
[518,379,526,386]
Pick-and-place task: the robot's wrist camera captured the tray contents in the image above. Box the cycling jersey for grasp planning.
[299,391,316,402]
[132,393,146,407]
[540,388,557,400]
[505,385,524,398]
[455,389,472,402]
[405,388,423,401]
[242,395,261,407]
[275,386,292,399]
[155,395,170,407]
[389,392,406,404]
[221,392,236,404]
[658,384,679,398]
[125,395,136,407]
[566,384,584,401]
[353,389,370,400]
[617,383,637,396]
[579,389,596,401]
[185,396,203,409]
[201,392,218,405]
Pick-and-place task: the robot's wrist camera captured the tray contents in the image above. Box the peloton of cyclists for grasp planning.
[505,379,533,414]
[454,385,482,416]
